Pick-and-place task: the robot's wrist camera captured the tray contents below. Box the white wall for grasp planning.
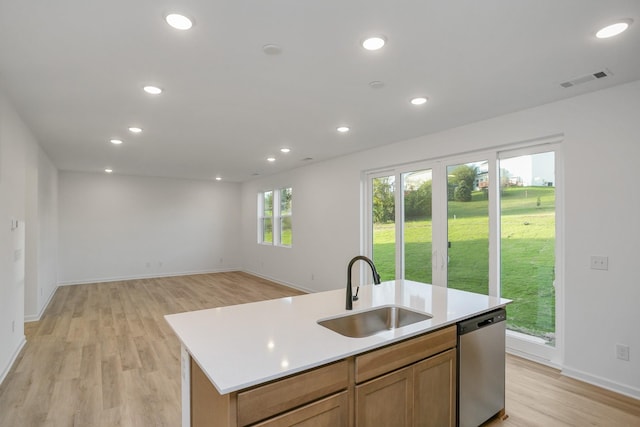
[241,158,363,293]
[0,88,58,382]
[58,172,242,284]
[241,80,640,398]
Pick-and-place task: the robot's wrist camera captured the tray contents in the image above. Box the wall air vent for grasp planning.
[560,69,612,88]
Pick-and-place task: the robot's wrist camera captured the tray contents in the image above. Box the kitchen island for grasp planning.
[165,280,510,426]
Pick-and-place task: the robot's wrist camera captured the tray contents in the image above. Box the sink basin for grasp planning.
[318,306,432,338]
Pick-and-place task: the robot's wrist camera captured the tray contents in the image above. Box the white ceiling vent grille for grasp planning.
[560,69,612,88]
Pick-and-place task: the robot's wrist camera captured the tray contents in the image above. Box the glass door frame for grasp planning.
[497,142,564,366]
[442,152,500,296]
[364,161,444,284]
[362,136,563,366]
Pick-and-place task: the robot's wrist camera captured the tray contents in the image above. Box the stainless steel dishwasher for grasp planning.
[457,308,506,427]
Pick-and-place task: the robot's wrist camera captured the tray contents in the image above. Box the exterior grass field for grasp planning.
[373,186,556,342]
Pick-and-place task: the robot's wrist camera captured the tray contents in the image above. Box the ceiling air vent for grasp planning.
[560,69,612,88]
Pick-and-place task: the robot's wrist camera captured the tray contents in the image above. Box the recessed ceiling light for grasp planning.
[128,127,142,133]
[267,157,276,162]
[596,19,633,38]
[337,126,350,133]
[280,148,291,153]
[369,81,385,89]
[410,97,428,106]
[263,44,282,55]
[104,168,113,173]
[143,85,163,95]
[110,139,123,145]
[362,36,386,51]
[165,13,193,30]
[215,176,222,181]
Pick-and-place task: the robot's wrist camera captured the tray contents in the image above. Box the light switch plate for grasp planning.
[616,344,630,361]
[590,256,608,270]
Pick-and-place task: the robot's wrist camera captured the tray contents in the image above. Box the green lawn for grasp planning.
[373,186,556,343]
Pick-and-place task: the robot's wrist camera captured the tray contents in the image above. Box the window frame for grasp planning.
[258,187,292,247]
[277,187,293,247]
[257,190,274,245]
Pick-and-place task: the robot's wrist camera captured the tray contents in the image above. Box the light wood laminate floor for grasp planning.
[0,272,638,426]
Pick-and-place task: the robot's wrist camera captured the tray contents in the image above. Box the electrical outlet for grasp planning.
[616,344,630,361]
[590,256,608,270]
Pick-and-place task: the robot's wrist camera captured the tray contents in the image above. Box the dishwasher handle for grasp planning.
[478,318,494,328]
[457,308,506,335]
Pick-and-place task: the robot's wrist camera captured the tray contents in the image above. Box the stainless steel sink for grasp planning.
[318,306,432,338]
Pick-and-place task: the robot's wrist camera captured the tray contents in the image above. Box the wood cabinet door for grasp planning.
[253,391,349,427]
[355,366,413,427]
[413,349,457,427]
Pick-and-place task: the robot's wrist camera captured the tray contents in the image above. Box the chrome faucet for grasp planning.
[346,255,381,310]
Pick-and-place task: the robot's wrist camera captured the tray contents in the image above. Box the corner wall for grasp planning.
[24,146,58,321]
[0,88,58,381]
[240,80,640,398]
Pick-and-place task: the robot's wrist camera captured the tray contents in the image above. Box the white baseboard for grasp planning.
[57,267,241,286]
[562,365,640,401]
[24,284,59,323]
[506,347,562,370]
[241,269,313,294]
[0,335,26,386]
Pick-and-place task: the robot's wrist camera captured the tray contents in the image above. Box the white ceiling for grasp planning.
[1,1,639,182]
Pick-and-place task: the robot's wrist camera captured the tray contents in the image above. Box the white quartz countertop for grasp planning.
[165,280,509,394]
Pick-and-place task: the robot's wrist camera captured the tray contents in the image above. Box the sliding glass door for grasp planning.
[366,140,561,361]
[370,166,434,284]
[499,150,557,347]
[371,174,396,281]
[446,160,489,295]
[402,169,433,283]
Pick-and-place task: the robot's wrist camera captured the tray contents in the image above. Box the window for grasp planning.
[258,187,292,246]
[258,191,274,244]
[278,187,292,246]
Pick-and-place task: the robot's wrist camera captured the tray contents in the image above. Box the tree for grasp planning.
[373,177,395,223]
[450,165,477,190]
[454,180,472,202]
[404,180,432,219]
[450,165,477,202]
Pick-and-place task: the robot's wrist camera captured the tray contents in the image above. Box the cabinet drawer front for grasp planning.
[355,325,456,383]
[237,360,349,426]
[252,391,349,427]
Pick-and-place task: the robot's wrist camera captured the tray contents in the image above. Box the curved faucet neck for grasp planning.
[348,255,381,284]
[346,255,381,310]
